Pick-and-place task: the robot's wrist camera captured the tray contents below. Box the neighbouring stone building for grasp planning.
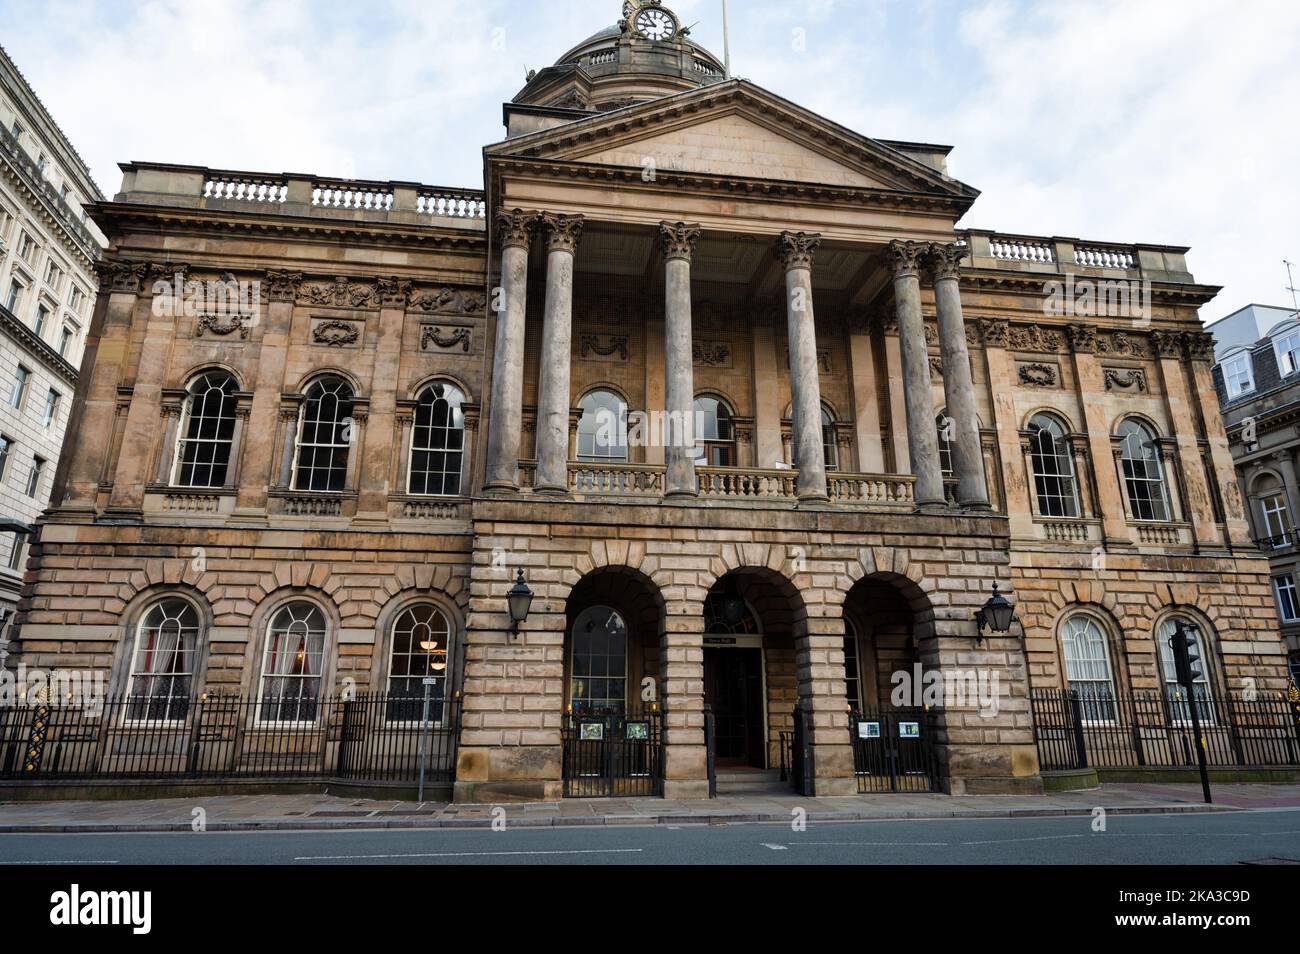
[10,1,1289,801]
[0,44,104,628]
[1210,303,1300,679]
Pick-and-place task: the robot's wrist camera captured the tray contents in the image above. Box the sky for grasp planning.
[3,0,1298,322]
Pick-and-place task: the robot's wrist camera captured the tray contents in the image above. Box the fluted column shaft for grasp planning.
[534,213,583,494]
[484,209,536,492]
[778,231,828,501]
[660,222,701,497]
[888,240,945,508]
[929,242,990,508]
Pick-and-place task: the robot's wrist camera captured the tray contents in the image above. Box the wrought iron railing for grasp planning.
[1030,689,1300,772]
[0,692,461,784]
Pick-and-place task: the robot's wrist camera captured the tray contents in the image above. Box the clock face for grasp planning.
[635,7,676,41]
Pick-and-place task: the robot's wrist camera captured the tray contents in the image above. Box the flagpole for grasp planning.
[722,0,731,78]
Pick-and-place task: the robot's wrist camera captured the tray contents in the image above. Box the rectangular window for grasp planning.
[844,630,862,712]
[68,286,83,313]
[9,365,30,410]
[8,121,21,139]
[36,154,46,173]
[1276,332,1300,378]
[24,455,44,498]
[1274,576,1300,623]
[5,279,23,313]
[1222,353,1255,397]
[43,389,60,427]
[58,326,73,357]
[34,304,48,336]
[1262,493,1292,543]
[0,433,9,482]
[17,232,33,262]
[6,531,26,571]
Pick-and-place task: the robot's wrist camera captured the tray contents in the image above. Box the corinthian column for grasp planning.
[928,242,989,509]
[660,221,701,497]
[777,231,828,501]
[534,213,583,494]
[887,240,945,509]
[484,209,536,493]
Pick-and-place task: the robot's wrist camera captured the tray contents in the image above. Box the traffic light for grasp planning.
[1169,619,1203,689]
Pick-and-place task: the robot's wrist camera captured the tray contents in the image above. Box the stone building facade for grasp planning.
[0,44,104,626]
[1210,304,1300,677]
[11,2,1289,801]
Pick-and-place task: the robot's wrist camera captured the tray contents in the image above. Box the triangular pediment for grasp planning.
[488,79,976,200]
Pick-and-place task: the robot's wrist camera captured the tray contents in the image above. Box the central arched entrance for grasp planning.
[703,568,804,790]
[561,566,665,797]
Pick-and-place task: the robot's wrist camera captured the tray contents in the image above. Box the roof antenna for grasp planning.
[722,0,732,78]
[1286,259,1299,313]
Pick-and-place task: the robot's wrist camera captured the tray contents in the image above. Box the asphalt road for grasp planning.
[2,809,1300,864]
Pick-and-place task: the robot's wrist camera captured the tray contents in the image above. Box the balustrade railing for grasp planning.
[312,180,394,211]
[697,466,797,499]
[827,472,915,506]
[1074,244,1136,269]
[569,462,664,495]
[988,236,1055,264]
[417,189,486,219]
[202,172,287,203]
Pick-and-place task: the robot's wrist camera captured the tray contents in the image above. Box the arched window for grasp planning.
[1254,473,1291,546]
[1156,616,1216,724]
[408,382,464,495]
[387,604,451,718]
[822,405,839,471]
[936,413,954,477]
[1117,419,1169,521]
[258,602,328,722]
[124,597,200,722]
[577,389,628,462]
[293,376,353,492]
[1059,614,1117,721]
[569,605,627,715]
[172,371,237,487]
[1028,413,1079,517]
[695,395,735,466]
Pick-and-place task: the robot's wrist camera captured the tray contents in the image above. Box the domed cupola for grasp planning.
[511,1,726,116]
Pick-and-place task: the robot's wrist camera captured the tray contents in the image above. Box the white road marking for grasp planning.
[761,843,788,850]
[0,860,120,864]
[294,848,643,861]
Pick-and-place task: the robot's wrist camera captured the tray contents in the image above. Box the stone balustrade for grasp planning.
[569,462,664,495]
[117,162,486,227]
[987,235,1055,264]
[826,473,915,507]
[697,466,798,499]
[1073,244,1136,269]
[963,229,1194,282]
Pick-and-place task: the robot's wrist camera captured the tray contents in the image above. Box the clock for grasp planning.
[634,5,677,41]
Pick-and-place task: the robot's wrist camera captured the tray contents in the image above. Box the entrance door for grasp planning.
[703,648,764,768]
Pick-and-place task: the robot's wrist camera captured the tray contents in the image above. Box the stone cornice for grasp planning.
[956,268,1221,307]
[488,156,973,216]
[88,201,488,254]
[0,143,100,272]
[0,303,77,386]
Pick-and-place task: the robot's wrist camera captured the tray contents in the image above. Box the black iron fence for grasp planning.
[560,706,664,797]
[1031,689,1300,771]
[0,693,461,784]
[849,707,941,793]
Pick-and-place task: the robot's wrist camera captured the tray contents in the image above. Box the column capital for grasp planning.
[885,239,927,280]
[538,212,585,254]
[659,221,702,262]
[775,230,822,271]
[265,269,303,303]
[94,260,150,295]
[926,241,969,281]
[496,208,539,250]
[1183,330,1215,362]
[1150,329,1183,358]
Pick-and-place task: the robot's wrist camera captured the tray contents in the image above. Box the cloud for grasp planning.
[5,0,1296,319]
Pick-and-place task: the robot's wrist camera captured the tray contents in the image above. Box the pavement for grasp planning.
[2,782,1299,833]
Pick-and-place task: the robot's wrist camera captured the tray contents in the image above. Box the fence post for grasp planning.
[703,704,716,798]
[1067,691,1088,770]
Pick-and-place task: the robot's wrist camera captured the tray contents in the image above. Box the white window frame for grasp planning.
[1274,576,1300,623]
[1156,616,1216,726]
[1029,413,1081,518]
[1261,491,1291,540]
[386,604,452,724]
[406,381,466,495]
[1275,330,1300,378]
[290,376,354,493]
[42,388,59,427]
[8,365,30,410]
[121,598,200,726]
[24,455,44,497]
[1059,614,1118,723]
[257,602,329,724]
[1221,352,1254,397]
[171,371,238,488]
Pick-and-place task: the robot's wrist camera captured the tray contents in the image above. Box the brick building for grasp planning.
[11,1,1289,800]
